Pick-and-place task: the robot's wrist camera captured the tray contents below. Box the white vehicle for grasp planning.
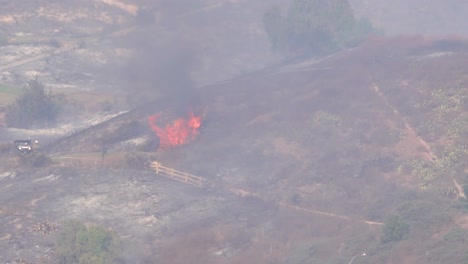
[14,140,33,154]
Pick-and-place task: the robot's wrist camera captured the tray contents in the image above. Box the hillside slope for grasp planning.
[2,1,468,263]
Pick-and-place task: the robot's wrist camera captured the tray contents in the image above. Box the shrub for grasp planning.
[12,153,52,168]
[310,110,342,128]
[21,153,52,167]
[443,227,466,242]
[399,145,468,188]
[381,215,410,243]
[56,220,121,264]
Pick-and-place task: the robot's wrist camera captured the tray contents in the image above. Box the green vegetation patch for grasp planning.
[422,88,466,114]
[0,83,21,95]
[263,0,376,57]
[416,81,468,139]
[398,145,468,188]
[56,220,121,264]
[0,83,21,106]
[381,215,410,243]
[310,110,342,128]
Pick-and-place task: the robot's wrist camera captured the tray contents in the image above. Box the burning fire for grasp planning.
[148,111,201,149]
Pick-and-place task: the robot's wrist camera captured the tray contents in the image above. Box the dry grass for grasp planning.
[64,91,126,113]
[0,83,21,106]
[0,93,17,106]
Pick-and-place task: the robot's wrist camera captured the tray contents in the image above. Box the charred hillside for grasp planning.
[2,0,468,262]
[3,32,468,263]
[153,36,468,263]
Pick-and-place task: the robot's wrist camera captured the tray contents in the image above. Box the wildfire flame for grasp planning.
[148,111,201,149]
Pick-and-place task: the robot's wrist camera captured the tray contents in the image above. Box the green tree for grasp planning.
[56,220,121,264]
[263,0,375,56]
[5,78,62,128]
[381,215,410,243]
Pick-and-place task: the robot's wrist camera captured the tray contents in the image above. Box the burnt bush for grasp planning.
[19,153,52,167]
[124,152,151,169]
[0,143,12,156]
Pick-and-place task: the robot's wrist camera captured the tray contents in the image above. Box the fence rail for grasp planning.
[150,161,207,187]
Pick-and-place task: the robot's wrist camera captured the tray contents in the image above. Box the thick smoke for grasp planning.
[113,26,200,115]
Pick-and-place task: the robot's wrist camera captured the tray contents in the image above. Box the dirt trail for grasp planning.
[0,43,77,72]
[453,178,466,199]
[370,83,468,199]
[371,83,436,161]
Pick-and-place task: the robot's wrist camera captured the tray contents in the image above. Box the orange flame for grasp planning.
[148,111,201,149]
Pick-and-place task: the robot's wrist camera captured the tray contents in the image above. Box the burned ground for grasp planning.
[151,36,468,263]
[0,36,467,263]
[1,1,468,264]
[2,36,467,263]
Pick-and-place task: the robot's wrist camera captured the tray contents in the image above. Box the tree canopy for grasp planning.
[381,215,410,243]
[263,0,375,57]
[5,78,62,128]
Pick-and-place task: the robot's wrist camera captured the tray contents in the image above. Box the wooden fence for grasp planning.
[150,161,208,187]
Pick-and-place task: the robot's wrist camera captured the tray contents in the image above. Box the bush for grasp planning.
[56,220,121,264]
[381,215,410,243]
[5,78,63,128]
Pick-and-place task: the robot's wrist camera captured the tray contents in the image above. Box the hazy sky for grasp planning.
[349,0,468,36]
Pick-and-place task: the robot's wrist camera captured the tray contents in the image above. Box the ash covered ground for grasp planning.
[2,1,468,264]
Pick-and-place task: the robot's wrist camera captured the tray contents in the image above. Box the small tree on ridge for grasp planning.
[5,78,62,128]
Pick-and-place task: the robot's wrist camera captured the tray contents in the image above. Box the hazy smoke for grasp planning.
[113,26,200,114]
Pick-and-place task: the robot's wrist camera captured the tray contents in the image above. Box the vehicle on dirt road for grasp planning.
[13,140,37,154]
